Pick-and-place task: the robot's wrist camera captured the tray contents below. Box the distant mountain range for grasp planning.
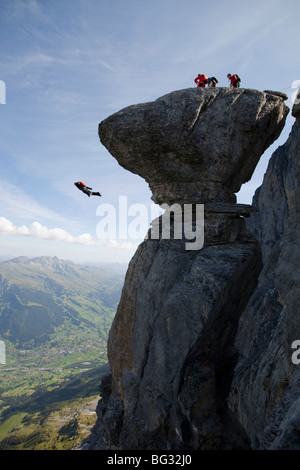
[0,256,126,346]
[0,256,127,449]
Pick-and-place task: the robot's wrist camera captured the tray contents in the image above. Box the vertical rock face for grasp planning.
[228,92,300,450]
[88,88,289,450]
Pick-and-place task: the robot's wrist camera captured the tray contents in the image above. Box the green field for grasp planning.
[0,365,110,450]
[0,256,125,450]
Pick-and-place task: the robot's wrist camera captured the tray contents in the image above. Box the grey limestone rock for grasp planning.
[88,87,290,450]
[228,93,300,449]
[99,88,288,205]
[90,234,261,450]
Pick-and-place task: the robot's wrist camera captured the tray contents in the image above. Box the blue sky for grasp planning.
[0,0,299,264]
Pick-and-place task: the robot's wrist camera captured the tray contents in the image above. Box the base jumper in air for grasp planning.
[74,181,102,197]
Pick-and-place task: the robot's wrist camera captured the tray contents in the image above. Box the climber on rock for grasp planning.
[208,77,218,87]
[227,73,241,88]
[194,74,208,88]
[74,181,102,197]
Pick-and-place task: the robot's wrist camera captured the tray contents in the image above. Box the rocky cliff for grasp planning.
[228,91,300,450]
[87,87,296,450]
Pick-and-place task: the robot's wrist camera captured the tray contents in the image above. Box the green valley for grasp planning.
[0,256,126,449]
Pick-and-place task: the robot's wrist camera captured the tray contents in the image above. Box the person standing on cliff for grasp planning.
[74,181,102,197]
[227,73,241,88]
[194,74,208,88]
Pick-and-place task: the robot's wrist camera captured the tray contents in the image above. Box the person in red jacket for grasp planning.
[194,74,208,88]
[74,181,101,197]
[227,73,241,88]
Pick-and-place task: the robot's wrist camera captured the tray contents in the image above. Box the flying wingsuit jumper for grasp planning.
[74,181,101,197]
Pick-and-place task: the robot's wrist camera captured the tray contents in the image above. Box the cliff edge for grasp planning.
[228,91,300,449]
[87,87,291,450]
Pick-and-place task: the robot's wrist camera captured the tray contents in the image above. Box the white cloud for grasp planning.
[0,217,136,251]
[104,239,137,251]
[29,221,91,244]
[0,217,30,236]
